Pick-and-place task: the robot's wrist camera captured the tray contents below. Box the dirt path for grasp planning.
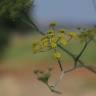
[0,63,96,96]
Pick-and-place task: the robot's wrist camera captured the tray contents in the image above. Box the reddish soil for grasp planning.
[0,63,96,96]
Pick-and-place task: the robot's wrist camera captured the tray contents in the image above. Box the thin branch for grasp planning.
[74,41,90,68]
[54,70,65,87]
[53,63,96,88]
[58,44,85,65]
[57,44,76,60]
[53,67,76,88]
[78,61,96,73]
[83,65,96,73]
[57,59,63,71]
[22,19,45,35]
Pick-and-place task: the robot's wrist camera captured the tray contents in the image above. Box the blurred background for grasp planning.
[0,0,96,96]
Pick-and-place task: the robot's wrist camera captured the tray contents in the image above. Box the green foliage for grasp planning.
[34,69,51,84]
[0,0,37,58]
[0,0,36,31]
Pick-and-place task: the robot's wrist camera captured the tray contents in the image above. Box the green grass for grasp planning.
[3,34,96,69]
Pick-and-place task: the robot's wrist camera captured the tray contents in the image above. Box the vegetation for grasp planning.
[0,0,37,31]
[32,22,96,94]
[0,0,38,58]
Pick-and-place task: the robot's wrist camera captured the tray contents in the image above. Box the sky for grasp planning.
[34,0,96,27]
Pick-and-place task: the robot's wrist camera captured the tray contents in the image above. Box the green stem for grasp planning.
[74,40,91,68]
[57,59,63,71]
[57,44,76,60]
[54,48,63,71]
[74,41,89,68]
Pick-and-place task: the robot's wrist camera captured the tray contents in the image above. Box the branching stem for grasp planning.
[57,59,63,71]
[74,40,90,68]
[35,28,96,74]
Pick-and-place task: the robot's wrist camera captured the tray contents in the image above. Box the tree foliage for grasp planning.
[0,0,36,58]
[0,0,36,32]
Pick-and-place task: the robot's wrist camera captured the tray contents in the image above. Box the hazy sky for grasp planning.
[34,0,96,26]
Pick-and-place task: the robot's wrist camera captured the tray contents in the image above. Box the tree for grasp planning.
[0,0,37,58]
[0,0,37,32]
